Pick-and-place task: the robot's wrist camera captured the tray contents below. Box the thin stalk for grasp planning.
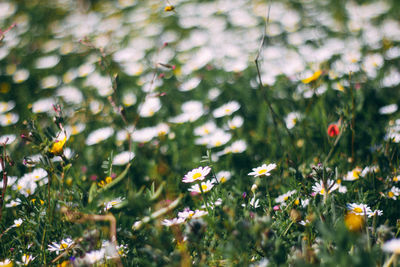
[254,5,298,160]
[0,139,10,222]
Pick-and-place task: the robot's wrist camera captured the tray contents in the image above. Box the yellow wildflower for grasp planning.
[344,212,364,232]
[164,5,174,12]
[49,136,67,156]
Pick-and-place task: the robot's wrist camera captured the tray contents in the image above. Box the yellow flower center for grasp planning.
[320,188,325,195]
[301,70,322,84]
[353,170,360,179]
[224,108,231,113]
[60,243,68,249]
[258,169,267,175]
[201,184,208,191]
[294,199,300,205]
[393,176,399,182]
[72,126,79,135]
[337,179,342,184]
[388,191,394,198]
[220,177,226,183]
[105,176,112,184]
[192,173,202,180]
[353,207,363,213]
[215,141,222,146]
[284,196,289,201]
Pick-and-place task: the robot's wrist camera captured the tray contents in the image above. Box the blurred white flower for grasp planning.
[379,104,398,115]
[85,127,114,145]
[213,101,240,118]
[112,151,134,166]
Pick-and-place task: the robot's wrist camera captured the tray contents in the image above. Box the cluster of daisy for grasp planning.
[163,166,230,227]
[346,203,383,218]
[162,208,208,226]
[182,166,215,194]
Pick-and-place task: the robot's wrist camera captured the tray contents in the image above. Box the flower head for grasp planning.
[344,212,364,232]
[13,218,23,228]
[188,180,214,193]
[48,238,74,255]
[327,123,340,137]
[49,135,67,156]
[182,166,211,183]
[346,203,373,217]
[248,163,277,177]
[0,259,12,267]
[301,70,322,84]
[383,239,400,254]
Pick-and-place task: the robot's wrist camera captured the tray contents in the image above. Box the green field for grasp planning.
[1,0,400,266]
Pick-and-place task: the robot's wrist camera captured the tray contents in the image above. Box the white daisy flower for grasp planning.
[285,112,301,129]
[112,151,135,166]
[83,249,105,265]
[32,98,56,113]
[311,179,339,195]
[212,101,240,118]
[89,100,104,115]
[206,130,231,148]
[382,239,400,254]
[155,123,170,136]
[343,167,363,181]
[0,101,15,114]
[0,112,19,126]
[194,121,217,136]
[56,86,83,104]
[40,75,60,89]
[346,203,373,217]
[379,104,398,115]
[226,115,244,130]
[388,186,400,200]
[178,208,208,220]
[275,190,297,205]
[35,55,60,69]
[13,218,23,227]
[182,166,211,183]
[230,140,247,153]
[161,217,185,226]
[179,77,201,92]
[122,92,137,107]
[139,97,161,117]
[213,171,231,183]
[65,123,86,136]
[15,176,37,197]
[5,198,21,208]
[131,127,157,143]
[48,238,74,255]
[85,127,114,146]
[20,254,35,265]
[13,69,30,83]
[249,196,260,208]
[248,163,277,177]
[188,180,215,193]
[0,134,16,144]
[103,197,125,211]
[23,168,47,182]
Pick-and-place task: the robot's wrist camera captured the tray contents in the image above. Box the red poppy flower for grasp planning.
[327,124,339,137]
